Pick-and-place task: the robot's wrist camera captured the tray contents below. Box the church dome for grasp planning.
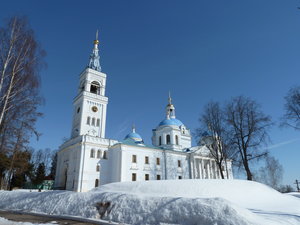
[124,132,143,142]
[124,125,143,143]
[158,118,184,127]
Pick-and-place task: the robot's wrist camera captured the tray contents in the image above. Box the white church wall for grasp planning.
[80,145,102,192]
[119,145,165,182]
[164,151,190,180]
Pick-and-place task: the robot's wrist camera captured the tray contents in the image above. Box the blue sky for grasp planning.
[1,1,300,187]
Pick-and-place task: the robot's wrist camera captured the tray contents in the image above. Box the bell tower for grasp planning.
[71,31,108,138]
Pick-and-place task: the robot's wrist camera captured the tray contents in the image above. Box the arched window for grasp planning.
[103,151,108,159]
[95,179,99,187]
[97,150,101,159]
[87,117,90,125]
[96,165,100,172]
[175,135,179,145]
[166,135,171,145]
[90,149,95,158]
[159,136,162,146]
[92,118,95,126]
[90,81,100,95]
[96,119,100,127]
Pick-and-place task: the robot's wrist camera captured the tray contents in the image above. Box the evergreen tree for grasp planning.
[34,163,45,185]
[49,152,57,179]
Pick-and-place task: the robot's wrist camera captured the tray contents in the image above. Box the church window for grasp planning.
[182,128,185,134]
[77,107,80,113]
[132,155,137,163]
[156,158,160,165]
[178,176,182,180]
[96,165,100,172]
[92,117,95,126]
[103,151,108,159]
[90,149,95,158]
[90,81,100,95]
[159,136,162,145]
[132,173,137,181]
[175,135,179,145]
[166,135,171,145]
[87,117,90,125]
[95,179,99,187]
[145,156,149,164]
[156,175,161,180]
[178,160,181,168]
[145,174,149,181]
[96,119,100,127]
[97,150,101,159]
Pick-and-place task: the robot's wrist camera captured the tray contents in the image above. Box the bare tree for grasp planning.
[196,101,234,179]
[0,16,45,189]
[226,96,272,180]
[254,155,283,190]
[282,86,300,130]
[0,16,44,128]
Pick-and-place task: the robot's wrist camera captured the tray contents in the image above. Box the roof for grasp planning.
[158,118,184,127]
[124,132,143,141]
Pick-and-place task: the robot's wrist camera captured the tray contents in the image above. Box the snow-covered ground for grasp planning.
[0,217,56,225]
[0,179,300,225]
[287,192,300,198]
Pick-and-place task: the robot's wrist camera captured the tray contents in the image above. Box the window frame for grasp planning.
[156,157,160,165]
[132,155,137,163]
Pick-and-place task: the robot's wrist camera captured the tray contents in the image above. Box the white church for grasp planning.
[54,34,233,192]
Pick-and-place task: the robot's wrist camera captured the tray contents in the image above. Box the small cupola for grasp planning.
[124,125,144,143]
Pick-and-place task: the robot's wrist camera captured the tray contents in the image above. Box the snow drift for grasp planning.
[0,179,300,225]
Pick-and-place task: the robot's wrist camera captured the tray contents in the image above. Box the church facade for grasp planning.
[54,35,233,192]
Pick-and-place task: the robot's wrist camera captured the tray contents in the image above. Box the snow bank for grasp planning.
[0,217,55,225]
[98,179,300,214]
[0,180,299,225]
[287,192,300,198]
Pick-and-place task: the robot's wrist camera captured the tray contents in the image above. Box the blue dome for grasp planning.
[158,118,184,127]
[124,132,143,142]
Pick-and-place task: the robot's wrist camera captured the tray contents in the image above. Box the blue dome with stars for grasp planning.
[158,118,184,127]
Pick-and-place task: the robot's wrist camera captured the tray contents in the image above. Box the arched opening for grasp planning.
[90,81,100,95]
[63,167,68,190]
[166,135,171,145]
[175,135,179,145]
[95,179,99,187]
[103,151,108,159]
[96,165,100,172]
[90,149,95,158]
[159,136,162,146]
[97,150,101,159]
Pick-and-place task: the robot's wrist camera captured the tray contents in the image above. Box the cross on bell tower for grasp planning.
[70,31,108,138]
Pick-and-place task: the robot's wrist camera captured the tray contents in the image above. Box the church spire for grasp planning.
[88,30,101,72]
[166,92,176,119]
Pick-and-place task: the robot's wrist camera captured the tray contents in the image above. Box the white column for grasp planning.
[201,159,205,179]
[210,160,213,179]
[198,159,202,179]
[214,161,218,179]
[193,159,198,178]
[207,160,210,179]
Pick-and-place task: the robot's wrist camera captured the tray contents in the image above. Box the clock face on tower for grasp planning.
[92,106,98,112]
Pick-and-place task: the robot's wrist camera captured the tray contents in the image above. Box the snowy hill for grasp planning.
[0,179,300,225]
